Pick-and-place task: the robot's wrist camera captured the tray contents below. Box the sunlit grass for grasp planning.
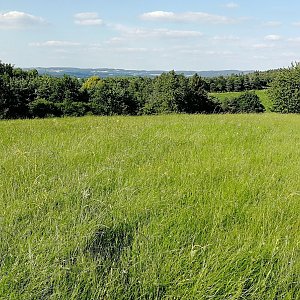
[210,89,272,111]
[0,114,299,299]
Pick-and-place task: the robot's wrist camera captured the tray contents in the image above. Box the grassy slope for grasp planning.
[210,90,272,111]
[0,114,299,299]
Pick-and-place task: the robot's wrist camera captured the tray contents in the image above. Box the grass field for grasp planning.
[210,90,272,111]
[0,114,299,299]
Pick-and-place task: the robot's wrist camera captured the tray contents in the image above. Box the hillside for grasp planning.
[1,114,299,299]
[24,67,254,78]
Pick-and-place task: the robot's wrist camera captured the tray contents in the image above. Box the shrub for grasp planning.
[58,100,91,117]
[268,63,300,113]
[222,91,265,113]
[29,98,61,118]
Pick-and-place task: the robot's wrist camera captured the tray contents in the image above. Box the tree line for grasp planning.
[0,60,299,119]
[205,70,279,93]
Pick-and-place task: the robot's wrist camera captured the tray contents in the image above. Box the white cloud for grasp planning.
[263,21,282,27]
[155,29,203,38]
[114,47,148,53]
[212,35,240,41]
[292,22,300,26]
[29,41,81,47]
[0,11,46,29]
[141,11,175,21]
[140,11,236,24]
[287,37,300,42]
[280,52,297,57]
[74,12,103,26]
[252,43,274,49]
[224,2,239,9]
[205,50,234,55]
[253,55,267,59]
[114,25,203,39]
[178,49,202,55]
[105,37,126,45]
[264,34,282,41]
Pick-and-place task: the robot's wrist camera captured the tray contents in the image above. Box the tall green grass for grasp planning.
[0,114,299,299]
[210,90,272,111]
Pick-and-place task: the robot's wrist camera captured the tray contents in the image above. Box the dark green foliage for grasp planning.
[128,77,153,115]
[0,76,36,119]
[143,71,184,114]
[58,100,91,117]
[0,64,39,119]
[269,63,300,113]
[222,91,265,113]
[0,76,10,119]
[59,75,83,103]
[143,71,219,114]
[88,77,137,115]
[29,98,60,118]
[35,76,62,103]
[0,61,14,77]
[206,70,280,93]
[187,74,221,113]
[35,75,83,103]
[0,60,270,119]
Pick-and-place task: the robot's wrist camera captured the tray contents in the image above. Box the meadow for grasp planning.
[210,90,272,111]
[0,114,299,299]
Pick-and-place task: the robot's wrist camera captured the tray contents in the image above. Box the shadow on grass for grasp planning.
[87,222,134,262]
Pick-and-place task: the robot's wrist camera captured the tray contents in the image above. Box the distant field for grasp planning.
[210,89,272,111]
[0,114,299,299]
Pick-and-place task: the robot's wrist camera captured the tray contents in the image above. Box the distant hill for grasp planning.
[24,67,254,78]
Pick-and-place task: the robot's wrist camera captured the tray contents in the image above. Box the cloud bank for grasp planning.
[30,40,81,47]
[140,11,236,24]
[0,11,46,29]
[74,12,103,26]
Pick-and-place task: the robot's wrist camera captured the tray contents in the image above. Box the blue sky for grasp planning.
[1,0,300,70]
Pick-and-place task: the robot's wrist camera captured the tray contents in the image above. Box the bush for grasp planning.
[58,100,91,117]
[143,72,220,114]
[29,98,61,118]
[268,63,300,113]
[87,78,137,116]
[222,91,265,113]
